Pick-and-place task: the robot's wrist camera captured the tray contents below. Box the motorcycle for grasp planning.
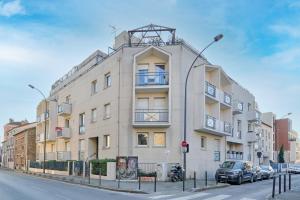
[168,164,183,182]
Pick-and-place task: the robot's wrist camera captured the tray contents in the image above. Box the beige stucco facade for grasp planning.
[34,25,275,178]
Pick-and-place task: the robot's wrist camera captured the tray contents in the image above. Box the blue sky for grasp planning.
[0,0,300,139]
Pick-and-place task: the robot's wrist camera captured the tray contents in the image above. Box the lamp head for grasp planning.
[28,84,35,89]
[214,34,223,42]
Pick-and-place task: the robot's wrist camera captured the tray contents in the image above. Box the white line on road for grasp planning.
[203,194,231,200]
[149,194,174,199]
[240,198,256,200]
[167,193,210,200]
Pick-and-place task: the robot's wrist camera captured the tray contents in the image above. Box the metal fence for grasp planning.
[29,161,68,171]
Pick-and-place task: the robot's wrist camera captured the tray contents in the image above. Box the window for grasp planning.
[91,80,98,95]
[51,144,55,152]
[104,103,111,119]
[137,133,148,146]
[248,103,251,111]
[91,108,97,122]
[201,136,207,149]
[79,113,85,134]
[104,135,110,148]
[153,132,166,147]
[105,73,111,88]
[248,122,252,132]
[214,139,221,161]
[237,120,242,139]
[66,95,71,104]
[65,119,70,128]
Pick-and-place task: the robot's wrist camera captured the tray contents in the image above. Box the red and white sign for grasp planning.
[181,141,188,147]
[55,127,62,132]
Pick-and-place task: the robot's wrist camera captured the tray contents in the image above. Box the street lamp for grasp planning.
[183,34,223,191]
[28,84,47,174]
[281,113,292,119]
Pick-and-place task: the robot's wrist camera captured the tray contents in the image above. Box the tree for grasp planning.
[278,145,285,163]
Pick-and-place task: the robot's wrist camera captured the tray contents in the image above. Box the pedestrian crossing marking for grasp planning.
[166,193,210,200]
[202,194,231,200]
[149,195,174,199]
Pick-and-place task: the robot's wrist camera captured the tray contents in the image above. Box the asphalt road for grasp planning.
[1,168,300,200]
[141,174,300,200]
[0,169,143,200]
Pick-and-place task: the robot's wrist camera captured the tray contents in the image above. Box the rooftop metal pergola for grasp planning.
[128,24,176,46]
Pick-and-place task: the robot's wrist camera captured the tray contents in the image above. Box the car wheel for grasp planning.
[237,175,242,185]
[250,175,254,183]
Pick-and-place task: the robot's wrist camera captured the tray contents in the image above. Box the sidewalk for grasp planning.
[268,180,300,200]
[21,170,229,194]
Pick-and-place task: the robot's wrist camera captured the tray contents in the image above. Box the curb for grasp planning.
[191,183,230,192]
[21,170,148,194]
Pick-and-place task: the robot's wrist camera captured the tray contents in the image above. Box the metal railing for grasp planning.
[135,109,168,122]
[205,81,216,98]
[224,122,231,133]
[223,92,232,105]
[227,152,243,160]
[205,114,216,129]
[136,72,169,86]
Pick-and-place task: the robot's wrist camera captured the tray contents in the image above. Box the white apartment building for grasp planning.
[35,24,269,177]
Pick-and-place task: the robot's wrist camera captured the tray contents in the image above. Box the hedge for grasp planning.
[91,158,116,176]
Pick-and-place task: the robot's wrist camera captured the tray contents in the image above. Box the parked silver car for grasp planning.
[260,165,275,179]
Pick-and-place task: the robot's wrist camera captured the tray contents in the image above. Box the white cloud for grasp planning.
[270,24,300,38]
[261,48,300,68]
[0,0,25,17]
[289,1,300,9]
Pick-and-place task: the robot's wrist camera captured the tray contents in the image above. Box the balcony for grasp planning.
[57,151,71,161]
[233,101,243,115]
[220,91,232,108]
[37,133,55,143]
[36,112,49,123]
[247,110,261,122]
[133,109,169,127]
[205,81,218,103]
[246,132,257,142]
[135,72,169,91]
[56,128,71,139]
[227,151,243,160]
[38,152,56,161]
[196,114,232,136]
[58,103,72,116]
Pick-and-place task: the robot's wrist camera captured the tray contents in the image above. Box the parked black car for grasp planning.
[215,161,255,185]
[252,166,263,181]
[260,165,275,179]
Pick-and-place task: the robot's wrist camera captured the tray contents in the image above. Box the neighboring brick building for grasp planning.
[14,123,37,170]
[275,118,297,163]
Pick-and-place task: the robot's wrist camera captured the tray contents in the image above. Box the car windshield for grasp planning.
[221,161,236,169]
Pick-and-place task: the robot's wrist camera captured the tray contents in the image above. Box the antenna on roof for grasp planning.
[109,25,119,38]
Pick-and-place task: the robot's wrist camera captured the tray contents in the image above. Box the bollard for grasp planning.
[88,162,90,185]
[279,175,281,194]
[99,168,101,186]
[118,171,120,188]
[154,173,157,192]
[193,171,196,188]
[272,176,276,198]
[205,171,208,187]
[289,173,291,190]
[284,174,286,192]
[138,176,141,190]
[182,168,185,192]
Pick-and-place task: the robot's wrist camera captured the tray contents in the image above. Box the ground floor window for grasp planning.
[103,135,111,148]
[153,132,166,147]
[201,136,207,150]
[137,132,148,146]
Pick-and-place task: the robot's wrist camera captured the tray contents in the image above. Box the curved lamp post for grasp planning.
[183,34,223,191]
[28,84,47,174]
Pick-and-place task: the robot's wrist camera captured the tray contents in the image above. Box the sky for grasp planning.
[0,0,300,138]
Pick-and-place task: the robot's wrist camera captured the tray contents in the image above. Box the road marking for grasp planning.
[240,198,256,200]
[203,194,231,200]
[149,194,174,199]
[168,193,210,200]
